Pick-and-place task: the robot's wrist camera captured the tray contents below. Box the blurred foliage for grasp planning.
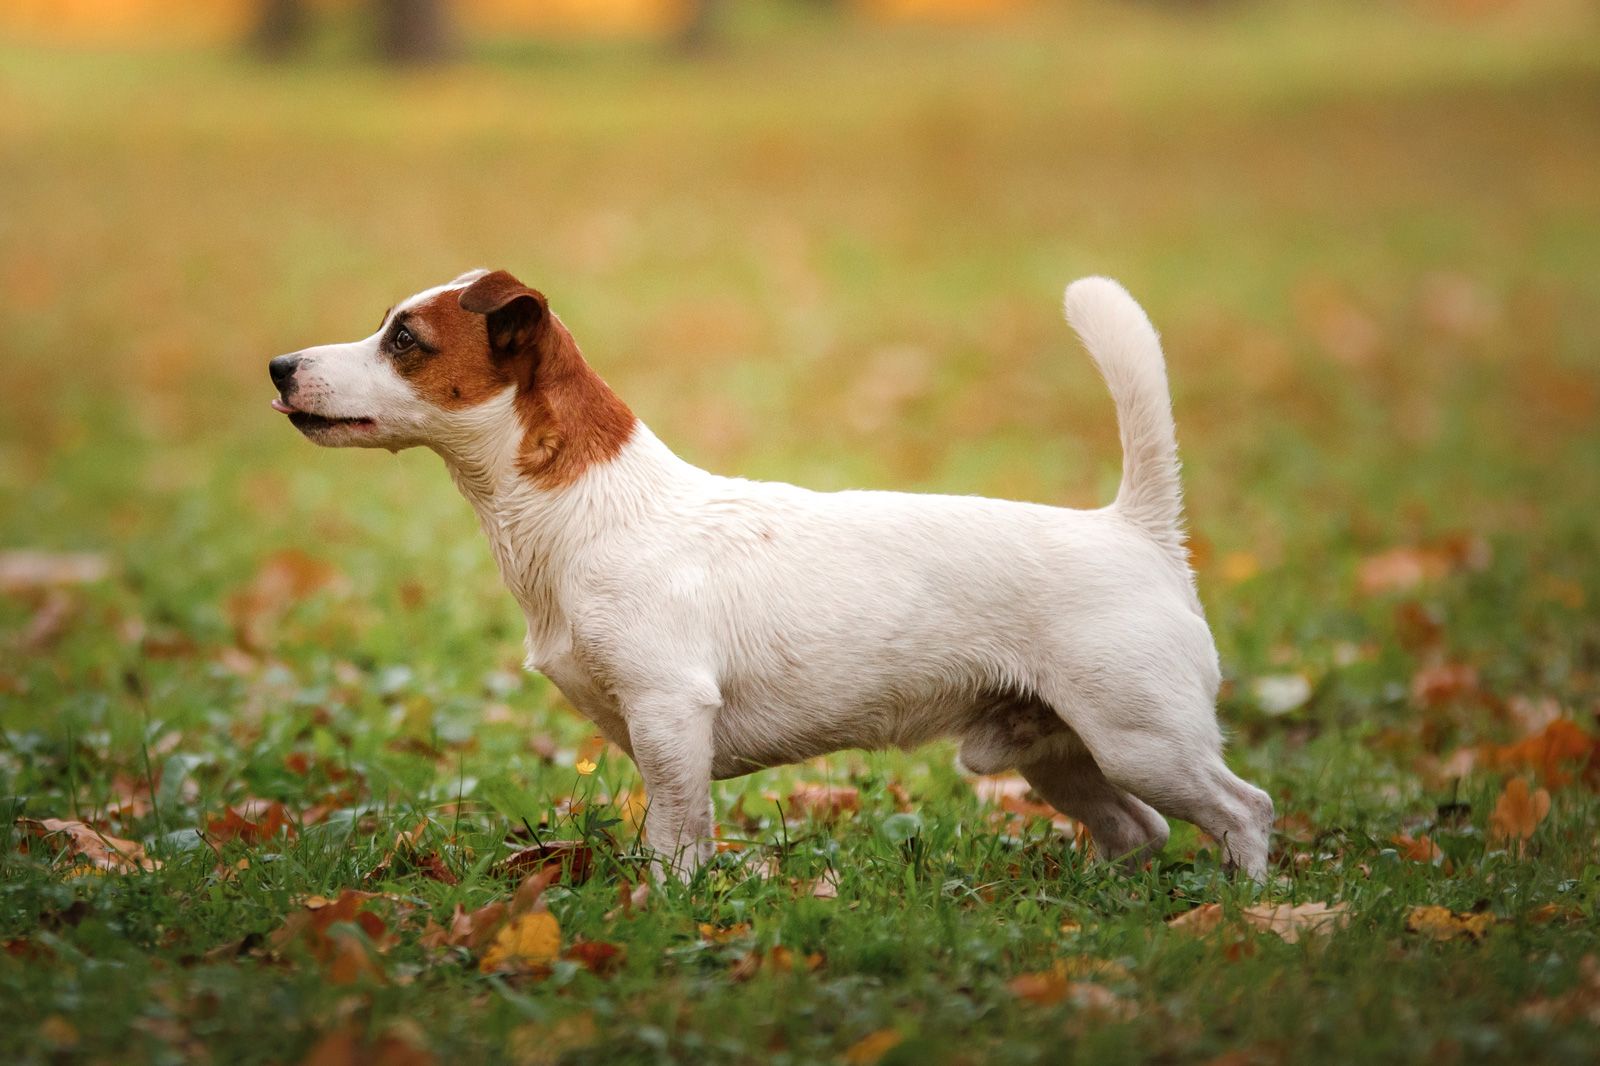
[2,1,1600,1061]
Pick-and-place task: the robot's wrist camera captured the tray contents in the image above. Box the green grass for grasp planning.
[3,2,1600,1062]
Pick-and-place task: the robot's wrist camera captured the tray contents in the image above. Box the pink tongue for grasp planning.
[271,398,296,414]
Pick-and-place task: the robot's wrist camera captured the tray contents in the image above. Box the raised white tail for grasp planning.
[1064,277,1187,567]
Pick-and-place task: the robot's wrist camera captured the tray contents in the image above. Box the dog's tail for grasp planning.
[1064,277,1187,568]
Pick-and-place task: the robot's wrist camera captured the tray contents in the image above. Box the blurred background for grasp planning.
[1,0,1597,749]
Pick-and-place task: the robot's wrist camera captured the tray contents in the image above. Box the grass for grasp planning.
[3,2,1600,1062]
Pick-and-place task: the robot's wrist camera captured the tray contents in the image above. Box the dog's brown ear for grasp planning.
[459,270,548,356]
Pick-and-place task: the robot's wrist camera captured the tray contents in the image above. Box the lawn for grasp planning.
[3,2,1600,1063]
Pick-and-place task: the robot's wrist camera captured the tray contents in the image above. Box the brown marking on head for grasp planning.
[390,291,511,410]
[456,270,636,488]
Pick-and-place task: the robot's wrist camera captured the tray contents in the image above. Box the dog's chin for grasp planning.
[284,409,381,446]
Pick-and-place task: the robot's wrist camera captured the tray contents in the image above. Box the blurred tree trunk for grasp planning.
[677,0,724,54]
[251,0,307,58]
[376,0,454,65]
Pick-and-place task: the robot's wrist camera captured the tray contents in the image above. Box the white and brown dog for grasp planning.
[268,270,1273,879]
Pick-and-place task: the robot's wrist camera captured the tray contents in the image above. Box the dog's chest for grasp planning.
[533,652,634,757]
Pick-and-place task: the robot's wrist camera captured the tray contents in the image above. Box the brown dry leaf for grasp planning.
[18,590,75,651]
[1391,834,1445,865]
[564,940,624,976]
[479,912,562,974]
[1489,776,1551,852]
[973,775,1076,834]
[1007,963,1136,1017]
[1483,719,1595,788]
[1168,902,1348,944]
[0,550,111,593]
[1239,902,1349,944]
[301,1021,435,1066]
[787,783,860,820]
[17,818,160,872]
[1410,661,1482,710]
[206,802,297,846]
[434,900,508,953]
[494,840,594,885]
[269,889,398,985]
[1357,536,1489,597]
[227,549,347,652]
[842,1029,903,1066]
[1406,905,1496,942]
[1167,903,1226,935]
[603,880,651,921]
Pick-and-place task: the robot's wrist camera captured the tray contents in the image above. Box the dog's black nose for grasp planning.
[269,353,302,390]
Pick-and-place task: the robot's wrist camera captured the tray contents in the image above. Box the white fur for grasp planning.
[277,275,1274,880]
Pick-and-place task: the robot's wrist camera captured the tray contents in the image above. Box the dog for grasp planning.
[268,269,1274,880]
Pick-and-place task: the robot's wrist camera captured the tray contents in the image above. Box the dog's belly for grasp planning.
[706,678,1067,780]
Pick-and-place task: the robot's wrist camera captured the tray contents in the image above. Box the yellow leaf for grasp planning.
[480,912,562,973]
[1406,905,1496,942]
[843,1028,903,1065]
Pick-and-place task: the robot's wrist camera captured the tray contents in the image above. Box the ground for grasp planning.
[2,3,1599,1063]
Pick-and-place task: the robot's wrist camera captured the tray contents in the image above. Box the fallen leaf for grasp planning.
[494,840,594,885]
[787,783,860,820]
[270,889,398,985]
[842,1029,903,1065]
[1406,905,1496,942]
[1168,901,1348,944]
[1391,834,1445,865]
[0,550,110,592]
[227,549,346,652]
[301,1021,435,1066]
[564,939,624,976]
[206,802,297,846]
[1410,662,1482,710]
[479,912,562,974]
[19,590,75,651]
[1483,719,1595,788]
[1357,536,1489,597]
[603,880,651,921]
[1489,776,1550,852]
[17,818,160,872]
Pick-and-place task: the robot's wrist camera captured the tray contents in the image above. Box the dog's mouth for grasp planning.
[272,397,377,433]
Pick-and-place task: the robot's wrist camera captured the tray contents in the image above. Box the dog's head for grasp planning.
[268,269,634,485]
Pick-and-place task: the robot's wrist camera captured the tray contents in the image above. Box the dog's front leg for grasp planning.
[625,686,718,882]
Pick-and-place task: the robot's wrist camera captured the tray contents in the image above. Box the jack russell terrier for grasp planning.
[268,270,1274,880]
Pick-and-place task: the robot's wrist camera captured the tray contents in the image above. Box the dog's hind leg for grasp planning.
[1033,672,1273,880]
[1018,744,1170,870]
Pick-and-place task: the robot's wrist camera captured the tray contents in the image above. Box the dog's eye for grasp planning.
[392,326,416,353]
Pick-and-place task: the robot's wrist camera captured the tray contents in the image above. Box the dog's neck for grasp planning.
[427,389,697,662]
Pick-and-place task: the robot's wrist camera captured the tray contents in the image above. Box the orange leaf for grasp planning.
[1483,719,1595,788]
[842,1029,903,1066]
[17,818,159,872]
[1489,777,1550,852]
[1391,834,1444,864]
[787,783,860,820]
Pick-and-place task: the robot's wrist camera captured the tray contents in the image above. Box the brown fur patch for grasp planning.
[510,310,636,489]
[395,291,512,410]
[409,271,637,489]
